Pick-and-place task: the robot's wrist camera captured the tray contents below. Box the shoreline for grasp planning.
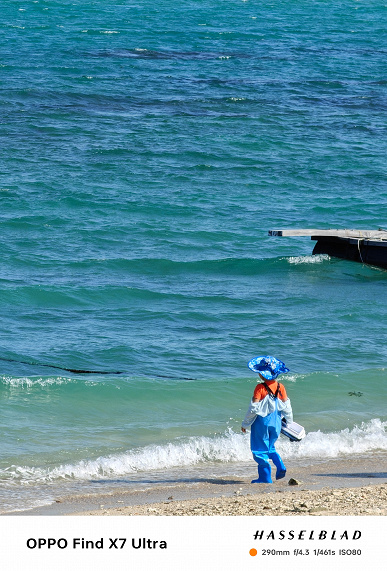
[6,452,387,517]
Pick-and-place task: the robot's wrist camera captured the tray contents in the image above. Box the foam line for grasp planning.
[1,419,386,485]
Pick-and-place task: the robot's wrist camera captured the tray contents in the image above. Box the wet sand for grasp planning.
[9,452,387,517]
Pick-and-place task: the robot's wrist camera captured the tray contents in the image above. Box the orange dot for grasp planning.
[249,548,258,557]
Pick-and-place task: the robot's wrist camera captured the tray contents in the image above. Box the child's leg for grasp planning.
[251,453,272,483]
[268,451,286,480]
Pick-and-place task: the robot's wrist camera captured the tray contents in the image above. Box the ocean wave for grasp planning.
[277,418,387,458]
[0,375,75,388]
[66,256,277,276]
[0,430,250,484]
[1,420,385,484]
[287,254,330,265]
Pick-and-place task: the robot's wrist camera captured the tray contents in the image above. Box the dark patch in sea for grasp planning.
[85,48,249,61]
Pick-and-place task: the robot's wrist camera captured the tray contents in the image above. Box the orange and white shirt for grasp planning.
[241,381,293,429]
[253,380,288,402]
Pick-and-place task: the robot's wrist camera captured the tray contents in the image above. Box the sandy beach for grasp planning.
[77,483,387,517]
[8,452,387,517]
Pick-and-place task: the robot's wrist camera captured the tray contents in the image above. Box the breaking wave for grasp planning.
[288,254,330,264]
[0,375,74,388]
[1,419,386,485]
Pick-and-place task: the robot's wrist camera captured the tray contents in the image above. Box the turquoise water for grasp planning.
[1,0,387,512]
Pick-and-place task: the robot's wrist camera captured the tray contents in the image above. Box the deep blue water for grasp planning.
[1,0,386,512]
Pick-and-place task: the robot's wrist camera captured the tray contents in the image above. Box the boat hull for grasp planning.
[312,236,387,269]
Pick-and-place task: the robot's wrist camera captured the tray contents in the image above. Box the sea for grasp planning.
[1,0,386,514]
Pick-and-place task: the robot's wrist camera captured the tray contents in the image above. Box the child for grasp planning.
[241,356,293,483]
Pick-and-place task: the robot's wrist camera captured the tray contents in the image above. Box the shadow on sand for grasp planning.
[314,472,387,479]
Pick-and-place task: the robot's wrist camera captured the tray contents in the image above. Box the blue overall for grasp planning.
[250,396,286,483]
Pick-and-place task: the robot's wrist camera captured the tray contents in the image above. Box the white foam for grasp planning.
[288,254,330,264]
[277,418,387,458]
[1,419,386,484]
[0,375,72,388]
[1,431,251,484]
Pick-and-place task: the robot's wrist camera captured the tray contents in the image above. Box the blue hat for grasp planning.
[248,355,289,380]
